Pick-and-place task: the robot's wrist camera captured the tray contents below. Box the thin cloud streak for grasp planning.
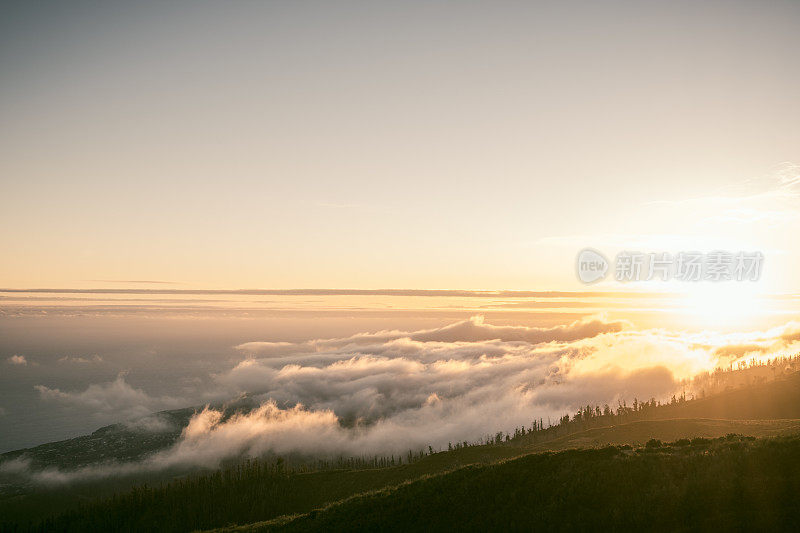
[0,288,668,298]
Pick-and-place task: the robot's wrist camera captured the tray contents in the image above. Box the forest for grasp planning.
[2,359,800,532]
[250,434,800,532]
[9,434,800,532]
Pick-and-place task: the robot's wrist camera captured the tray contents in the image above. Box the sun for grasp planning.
[681,284,766,328]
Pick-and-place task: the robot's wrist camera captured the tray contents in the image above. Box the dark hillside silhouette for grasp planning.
[4,365,800,532]
[253,435,800,532]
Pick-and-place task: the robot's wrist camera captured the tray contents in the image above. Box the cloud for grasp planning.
[174,364,681,464]
[235,315,628,357]
[202,318,800,462]
[700,322,800,360]
[123,414,178,433]
[87,280,182,284]
[58,355,104,364]
[643,162,800,226]
[0,288,644,298]
[408,315,628,343]
[11,316,800,485]
[35,374,184,422]
[533,163,800,256]
[0,457,31,475]
[712,344,769,359]
[7,355,27,365]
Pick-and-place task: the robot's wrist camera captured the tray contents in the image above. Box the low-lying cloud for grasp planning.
[10,316,800,485]
[7,355,27,366]
[235,315,628,357]
[35,374,185,422]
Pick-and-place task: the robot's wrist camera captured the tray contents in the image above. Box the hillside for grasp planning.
[523,418,800,451]
[231,435,800,532]
[0,398,265,472]
[11,418,799,533]
[4,371,800,531]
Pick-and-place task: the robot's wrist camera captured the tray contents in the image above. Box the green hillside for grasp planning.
[234,435,800,532]
[524,417,800,451]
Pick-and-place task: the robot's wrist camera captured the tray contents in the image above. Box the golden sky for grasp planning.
[1,1,799,292]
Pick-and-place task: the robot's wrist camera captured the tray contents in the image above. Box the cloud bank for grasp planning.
[12,316,800,484]
[35,374,185,422]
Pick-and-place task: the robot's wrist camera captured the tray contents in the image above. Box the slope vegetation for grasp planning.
[235,435,800,532]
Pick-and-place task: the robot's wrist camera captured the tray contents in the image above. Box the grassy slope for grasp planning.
[212,419,800,532]
[235,436,800,532]
[210,372,800,532]
[523,418,800,451]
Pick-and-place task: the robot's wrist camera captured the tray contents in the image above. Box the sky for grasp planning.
[2,1,800,464]
[1,0,799,291]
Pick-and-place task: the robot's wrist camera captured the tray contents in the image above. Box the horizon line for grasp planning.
[0,287,680,298]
